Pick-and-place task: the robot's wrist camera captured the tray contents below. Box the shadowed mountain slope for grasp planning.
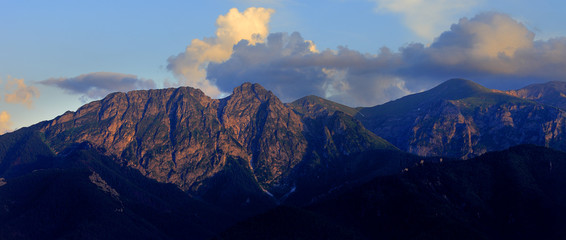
[356,78,566,158]
[0,142,233,240]
[506,81,566,110]
[219,145,566,240]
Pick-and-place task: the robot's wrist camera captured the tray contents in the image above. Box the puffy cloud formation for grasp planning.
[4,77,40,109]
[400,12,565,83]
[439,13,534,58]
[41,72,156,100]
[208,32,410,106]
[207,12,566,107]
[0,111,12,134]
[373,0,478,40]
[167,7,275,97]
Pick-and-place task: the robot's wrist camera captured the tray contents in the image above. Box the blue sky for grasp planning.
[1,0,566,132]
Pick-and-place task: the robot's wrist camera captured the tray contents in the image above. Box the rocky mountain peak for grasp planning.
[357,79,566,159]
[506,81,566,109]
[426,78,492,100]
[29,82,394,204]
[230,82,274,102]
[289,95,358,118]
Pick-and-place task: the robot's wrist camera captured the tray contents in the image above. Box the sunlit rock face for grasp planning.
[39,82,393,200]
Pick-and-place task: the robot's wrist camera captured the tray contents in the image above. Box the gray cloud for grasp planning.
[207,12,566,107]
[41,72,156,100]
[208,32,410,106]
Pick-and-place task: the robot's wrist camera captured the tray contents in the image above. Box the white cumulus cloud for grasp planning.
[207,12,566,107]
[167,7,275,97]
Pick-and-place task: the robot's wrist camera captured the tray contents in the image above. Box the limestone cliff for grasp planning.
[38,83,394,201]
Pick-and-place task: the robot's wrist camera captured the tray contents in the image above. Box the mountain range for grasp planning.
[2,79,566,239]
[355,79,566,159]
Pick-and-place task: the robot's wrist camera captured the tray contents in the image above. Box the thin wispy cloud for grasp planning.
[372,0,479,40]
[0,111,12,135]
[40,72,156,101]
[236,0,287,6]
[3,77,40,109]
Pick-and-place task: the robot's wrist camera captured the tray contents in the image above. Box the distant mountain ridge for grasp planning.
[506,81,566,109]
[3,79,566,239]
[5,79,566,173]
[355,78,566,158]
[288,95,359,117]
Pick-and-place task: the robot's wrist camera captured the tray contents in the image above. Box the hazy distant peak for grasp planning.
[289,95,358,117]
[506,81,566,109]
[428,78,492,99]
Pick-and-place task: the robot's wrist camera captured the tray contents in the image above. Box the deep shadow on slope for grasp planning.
[0,142,233,240]
[0,125,55,178]
[218,145,566,240]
